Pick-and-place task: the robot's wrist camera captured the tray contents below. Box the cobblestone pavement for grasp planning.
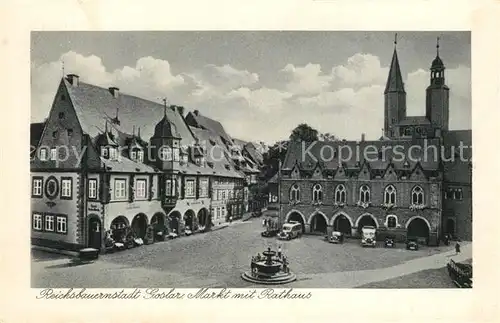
[32,218,470,288]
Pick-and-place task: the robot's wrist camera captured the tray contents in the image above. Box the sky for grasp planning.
[31,31,471,144]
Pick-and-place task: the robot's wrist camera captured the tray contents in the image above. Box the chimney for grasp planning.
[194,110,199,116]
[361,133,366,142]
[66,74,79,87]
[108,87,120,98]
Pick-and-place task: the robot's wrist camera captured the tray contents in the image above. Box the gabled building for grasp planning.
[277,39,472,244]
[30,74,247,252]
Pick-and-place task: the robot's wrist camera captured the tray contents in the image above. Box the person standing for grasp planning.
[277,244,282,259]
[455,240,461,255]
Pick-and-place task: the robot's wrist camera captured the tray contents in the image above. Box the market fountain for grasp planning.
[241,247,296,284]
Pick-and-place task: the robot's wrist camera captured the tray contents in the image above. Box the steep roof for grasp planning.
[384,48,405,94]
[244,142,264,165]
[443,130,472,184]
[283,139,441,172]
[63,78,196,146]
[189,127,244,178]
[30,122,45,147]
[185,111,233,144]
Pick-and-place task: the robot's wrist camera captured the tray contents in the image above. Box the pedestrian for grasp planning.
[277,244,282,259]
[455,240,461,255]
[262,218,266,227]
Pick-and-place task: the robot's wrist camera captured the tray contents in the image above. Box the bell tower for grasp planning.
[384,34,407,138]
[426,37,450,132]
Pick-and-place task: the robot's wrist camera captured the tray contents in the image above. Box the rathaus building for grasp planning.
[276,40,472,245]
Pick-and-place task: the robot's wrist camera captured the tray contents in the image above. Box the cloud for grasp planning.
[331,53,388,87]
[31,51,470,144]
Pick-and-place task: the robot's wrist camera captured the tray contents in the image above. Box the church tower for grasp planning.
[384,35,407,138]
[426,37,450,132]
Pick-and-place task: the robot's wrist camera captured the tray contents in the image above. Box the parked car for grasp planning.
[406,237,419,250]
[361,226,377,247]
[326,231,344,244]
[261,228,280,237]
[384,236,396,248]
[277,221,302,240]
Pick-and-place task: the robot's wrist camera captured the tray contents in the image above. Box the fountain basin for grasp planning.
[254,260,281,275]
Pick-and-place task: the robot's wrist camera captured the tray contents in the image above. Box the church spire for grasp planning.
[384,33,405,94]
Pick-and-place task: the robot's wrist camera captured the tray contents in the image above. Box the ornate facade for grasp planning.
[276,40,472,245]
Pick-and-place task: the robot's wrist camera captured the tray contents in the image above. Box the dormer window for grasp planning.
[109,147,118,160]
[137,150,144,163]
[101,147,108,158]
[131,150,137,160]
[173,148,180,161]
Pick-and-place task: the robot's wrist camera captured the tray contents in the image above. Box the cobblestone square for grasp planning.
[32,218,470,288]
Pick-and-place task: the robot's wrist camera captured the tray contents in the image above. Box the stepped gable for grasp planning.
[64,78,196,146]
[283,139,441,176]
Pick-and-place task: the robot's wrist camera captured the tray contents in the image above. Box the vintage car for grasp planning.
[406,237,419,250]
[326,231,344,244]
[261,228,280,238]
[384,236,396,248]
[361,226,377,247]
[277,221,302,240]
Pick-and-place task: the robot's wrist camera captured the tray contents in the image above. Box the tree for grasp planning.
[319,132,337,141]
[289,123,319,143]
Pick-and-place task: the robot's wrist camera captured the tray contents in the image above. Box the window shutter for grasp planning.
[148,174,153,201]
[129,174,135,203]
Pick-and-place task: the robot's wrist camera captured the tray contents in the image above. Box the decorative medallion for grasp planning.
[45,176,59,200]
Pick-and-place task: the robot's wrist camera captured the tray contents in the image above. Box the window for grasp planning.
[114,179,126,199]
[130,150,137,160]
[359,185,370,203]
[101,147,108,158]
[52,130,59,139]
[384,185,396,204]
[173,148,180,161]
[387,215,397,228]
[33,213,43,231]
[58,112,65,119]
[289,184,300,201]
[56,216,67,234]
[454,188,463,200]
[185,179,195,197]
[312,184,323,202]
[45,215,55,231]
[222,190,226,200]
[61,177,72,199]
[50,148,57,160]
[61,94,66,101]
[335,184,346,203]
[200,179,209,197]
[411,186,424,205]
[404,127,413,136]
[39,148,47,161]
[67,129,73,136]
[137,150,144,163]
[135,179,147,199]
[88,179,97,199]
[160,147,172,161]
[216,207,220,219]
[109,147,118,160]
[221,207,226,218]
[32,177,43,197]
